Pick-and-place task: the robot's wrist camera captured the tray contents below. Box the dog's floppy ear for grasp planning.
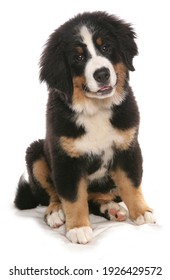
[39,30,73,95]
[106,14,138,71]
[117,22,138,71]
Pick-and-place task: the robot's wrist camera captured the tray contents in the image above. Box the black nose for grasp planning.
[93,67,110,84]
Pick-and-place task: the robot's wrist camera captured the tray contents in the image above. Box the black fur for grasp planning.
[110,85,140,130]
[14,175,39,209]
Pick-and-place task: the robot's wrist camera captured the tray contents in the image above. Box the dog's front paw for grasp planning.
[133,211,156,225]
[66,226,93,244]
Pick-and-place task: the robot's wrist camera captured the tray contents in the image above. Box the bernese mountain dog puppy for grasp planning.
[15,11,156,244]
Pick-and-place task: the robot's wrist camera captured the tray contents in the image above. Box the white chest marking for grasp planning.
[75,108,132,158]
[75,110,114,181]
[74,107,133,181]
[75,110,114,155]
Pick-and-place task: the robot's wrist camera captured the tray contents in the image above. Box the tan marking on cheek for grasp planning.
[59,136,81,158]
[73,76,101,113]
[113,63,128,100]
[61,178,90,231]
[33,158,59,203]
[111,169,152,220]
[72,76,87,104]
[113,127,137,150]
[96,37,103,46]
[73,76,86,89]
[114,62,127,94]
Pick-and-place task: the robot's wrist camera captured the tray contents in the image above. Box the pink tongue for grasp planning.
[99,86,111,92]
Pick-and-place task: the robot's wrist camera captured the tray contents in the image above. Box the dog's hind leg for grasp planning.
[88,191,128,221]
[15,140,65,228]
[31,153,65,228]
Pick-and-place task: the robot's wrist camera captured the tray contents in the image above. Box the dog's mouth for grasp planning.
[97,85,113,96]
[83,85,115,99]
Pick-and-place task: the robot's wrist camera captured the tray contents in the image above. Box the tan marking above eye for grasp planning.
[96,37,103,46]
[76,46,84,54]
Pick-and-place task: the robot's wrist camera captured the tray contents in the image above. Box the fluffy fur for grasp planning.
[15,12,155,244]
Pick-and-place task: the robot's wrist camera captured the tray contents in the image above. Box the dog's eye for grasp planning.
[75,54,85,62]
[101,44,112,54]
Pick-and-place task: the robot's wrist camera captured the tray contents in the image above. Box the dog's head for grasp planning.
[40,12,138,104]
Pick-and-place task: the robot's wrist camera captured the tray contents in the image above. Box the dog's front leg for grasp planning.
[111,142,156,225]
[62,178,92,244]
[52,155,92,244]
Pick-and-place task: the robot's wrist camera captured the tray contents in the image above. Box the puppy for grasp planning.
[15,11,155,244]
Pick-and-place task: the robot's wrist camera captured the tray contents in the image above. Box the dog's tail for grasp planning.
[14,173,39,209]
[14,139,49,210]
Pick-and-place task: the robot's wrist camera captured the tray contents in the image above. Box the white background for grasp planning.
[0,0,170,279]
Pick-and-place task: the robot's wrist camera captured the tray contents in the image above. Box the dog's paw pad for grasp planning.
[100,201,127,221]
[45,209,65,228]
[134,211,156,225]
[66,226,93,244]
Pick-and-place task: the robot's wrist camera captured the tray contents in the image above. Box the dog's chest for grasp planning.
[75,110,114,154]
[75,110,117,180]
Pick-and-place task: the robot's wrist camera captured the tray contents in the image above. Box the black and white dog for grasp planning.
[15,12,155,244]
